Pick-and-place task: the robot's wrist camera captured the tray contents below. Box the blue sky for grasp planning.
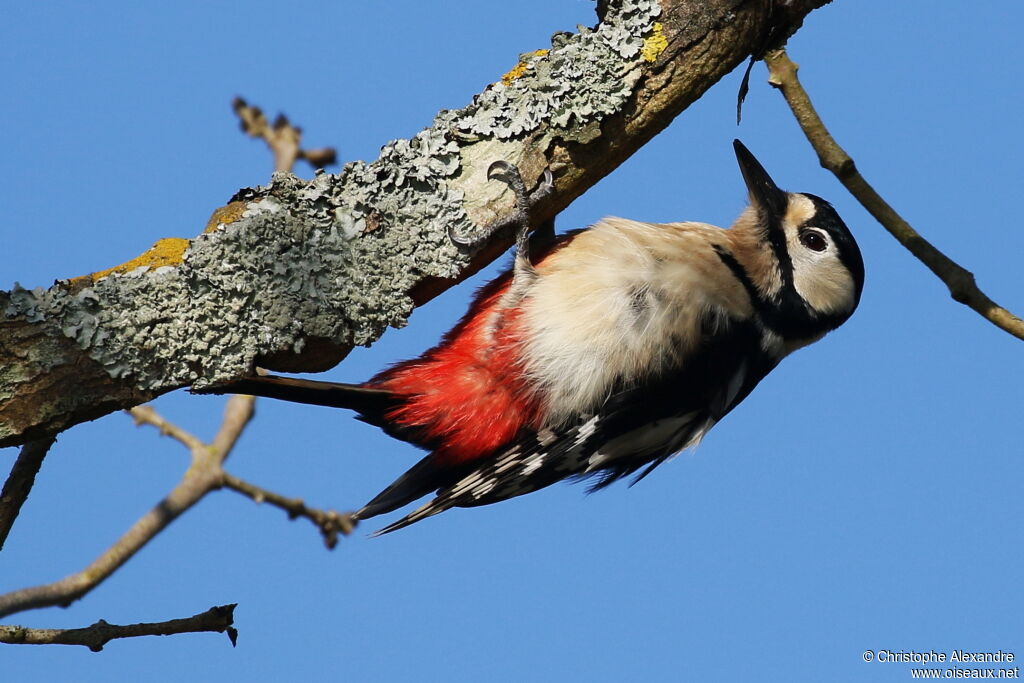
[2,2,1022,681]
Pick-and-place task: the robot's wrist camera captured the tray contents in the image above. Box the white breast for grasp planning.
[517,217,750,425]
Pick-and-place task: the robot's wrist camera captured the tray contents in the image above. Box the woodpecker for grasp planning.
[213,141,864,535]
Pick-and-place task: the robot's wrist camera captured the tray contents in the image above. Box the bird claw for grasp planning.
[531,168,555,204]
[487,159,517,177]
[449,162,553,250]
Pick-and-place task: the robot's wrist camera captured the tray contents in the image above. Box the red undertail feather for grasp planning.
[368,274,540,465]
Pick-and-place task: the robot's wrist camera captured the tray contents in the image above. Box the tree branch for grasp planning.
[210,394,257,459]
[0,437,56,551]
[0,604,237,651]
[0,399,253,618]
[221,473,355,550]
[129,405,206,451]
[0,0,834,448]
[764,48,1024,341]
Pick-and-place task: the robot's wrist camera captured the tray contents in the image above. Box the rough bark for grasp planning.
[0,0,831,448]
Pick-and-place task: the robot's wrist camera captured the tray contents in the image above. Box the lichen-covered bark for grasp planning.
[0,0,831,448]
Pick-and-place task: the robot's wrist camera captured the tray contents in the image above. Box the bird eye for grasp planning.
[799,229,828,252]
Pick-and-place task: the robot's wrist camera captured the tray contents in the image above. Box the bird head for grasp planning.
[731,139,865,339]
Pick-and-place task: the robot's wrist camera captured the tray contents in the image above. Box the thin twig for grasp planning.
[211,394,257,459]
[129,405,205,451]
[0,404,247,618]
[221,472,356,550]
[0,394,351,619]
[0,437,56,551]
[232,97,337,173]
[0,604,237,651]
[764,48,1024,341]
[208,380,358,548]
[0,455,216,617]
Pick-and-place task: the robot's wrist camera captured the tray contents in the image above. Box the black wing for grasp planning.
[367,316,778,535]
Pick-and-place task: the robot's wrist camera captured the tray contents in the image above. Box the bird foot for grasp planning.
[449,161,553,251]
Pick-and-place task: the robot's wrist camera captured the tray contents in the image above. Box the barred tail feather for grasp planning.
[356,455,474,521]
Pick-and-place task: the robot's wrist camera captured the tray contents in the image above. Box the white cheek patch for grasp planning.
[785,221,856,317]
[790,246,855,315]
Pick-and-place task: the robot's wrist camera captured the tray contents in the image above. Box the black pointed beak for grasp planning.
[733,139,787,219]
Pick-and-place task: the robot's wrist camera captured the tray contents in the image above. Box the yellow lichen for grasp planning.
[68,202,250,286]
[501,49,549,86]
[68,201,254,287]
[641,22,668,63]
[203,201,249,233]
[70,237,191,286]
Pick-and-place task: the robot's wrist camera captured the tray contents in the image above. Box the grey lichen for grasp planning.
[456,0,661,139]
[1,0,664,393]
[3,284,50,324]
[1,123,473,390]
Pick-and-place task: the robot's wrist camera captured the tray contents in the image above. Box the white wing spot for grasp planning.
[684,418,717,450]
[448,471,486,497]
[520,453,545,476]
[494,457,520,474]
[586,451,612,471]
[471,479,497,499]
[573,415,599,446]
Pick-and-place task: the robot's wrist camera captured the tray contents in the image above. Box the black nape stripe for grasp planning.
[712,244,769,309]
[712,243,849,340]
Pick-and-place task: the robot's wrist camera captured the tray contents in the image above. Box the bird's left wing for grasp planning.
[371,315,776,535]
